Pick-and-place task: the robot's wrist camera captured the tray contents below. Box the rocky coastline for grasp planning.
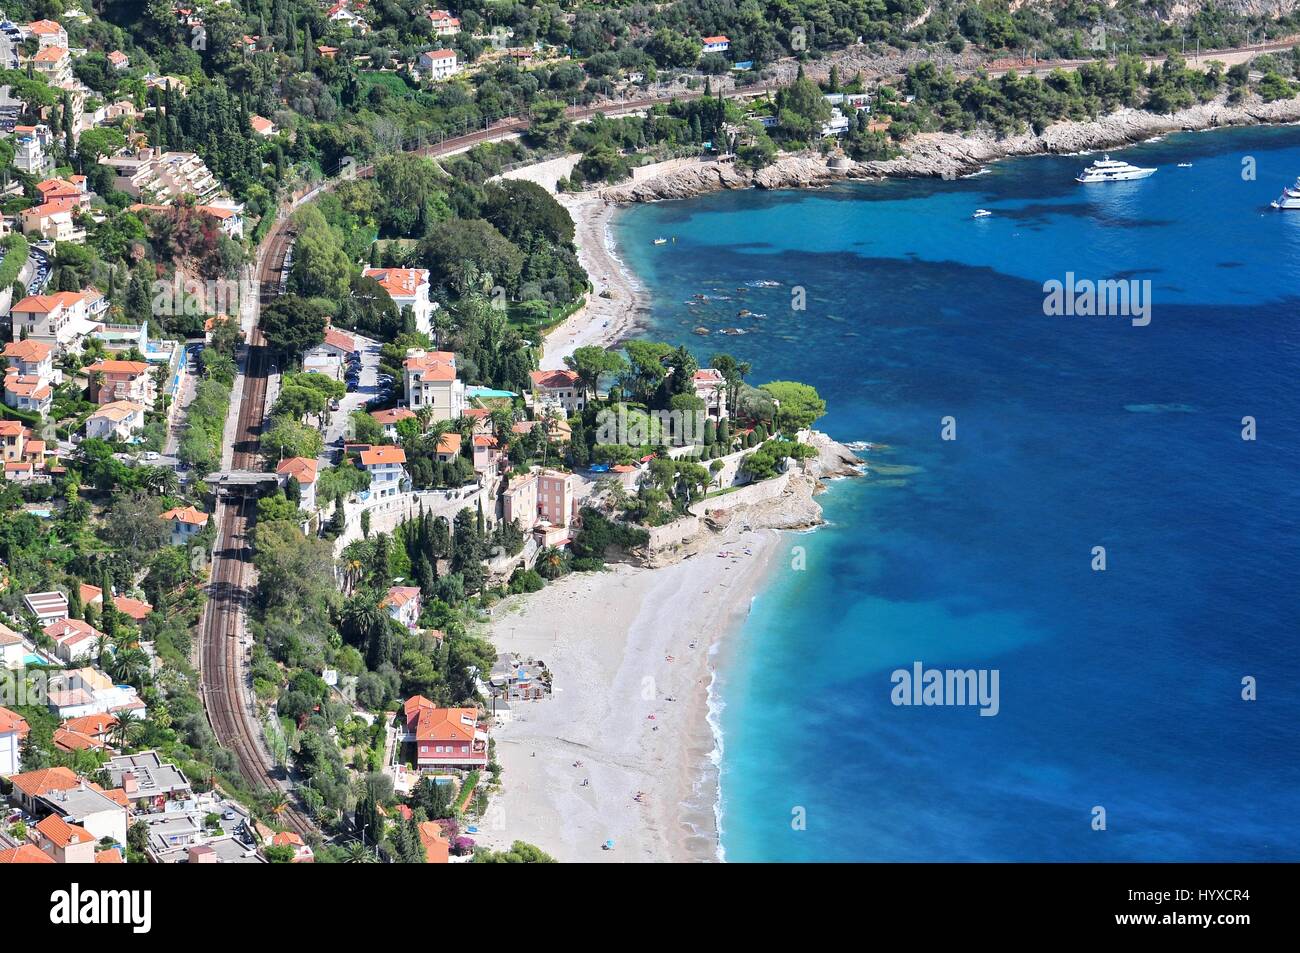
[602,94,1300,204]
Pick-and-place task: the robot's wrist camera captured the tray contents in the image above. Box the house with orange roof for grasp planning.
[302,326,357,378]
[702,34,730,53]
[371,406,416,441]
[29,775,130,845]
[160,505,209,546]
[0,844,55,863]
[54,713,118,754]
[20,196,83,243]
[0,420,28,462]
[434,431,461,463]
[528,368,584,415]
[3,369,53,416]
[317,45,338,59]
[32,814,96,863]
[29,45,72,85]
[111,594,153,623]
[692,367,729,419]
[9,290,101,350]
[27,19,68,47]
[7,766,80,812]
[471,433,502,474]
[79,583,104,610]
[357,445,407,498]
[249,114,277,137]
[269,830,314,862]
[381,585,422,629]
[417,820,451,862]
[83,358,153,405]
[1,704,29,775]
[194,201,245,238]
[276,456,318,511]
[85,400,145,442]
[108,49,129,69]
[362,267,435,335]
[3,339,57,382]
[427,10,461,36]
[400,697,488,770]
[419,47,459,80]
[402,348,465,420]
[44,617,105,664]
[95,847,124,863]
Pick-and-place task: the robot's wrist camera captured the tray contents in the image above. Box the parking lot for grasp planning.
[318,332,387,463]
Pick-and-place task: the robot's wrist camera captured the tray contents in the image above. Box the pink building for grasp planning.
[401,697,488,770]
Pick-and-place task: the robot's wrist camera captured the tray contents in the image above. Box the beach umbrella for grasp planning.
[604,839,615,850]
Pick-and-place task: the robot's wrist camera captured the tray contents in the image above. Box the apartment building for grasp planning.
[402,349,465,421]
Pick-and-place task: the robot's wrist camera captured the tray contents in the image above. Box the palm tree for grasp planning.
[266,793,289,818]
[107,647,149,688]
[344,841,377,863]
[141,466,179,496]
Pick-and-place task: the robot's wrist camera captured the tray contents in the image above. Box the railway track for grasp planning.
[198,224,314,839]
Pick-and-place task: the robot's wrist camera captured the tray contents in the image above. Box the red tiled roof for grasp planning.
[36,814,95,849]
[359,446,406,466]
[276,456,319,485]
[0,845,56,864]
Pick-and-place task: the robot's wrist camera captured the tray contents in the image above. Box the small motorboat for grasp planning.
[972,209,993,218]
[653,237,667,245]
[1177,162,1193,168]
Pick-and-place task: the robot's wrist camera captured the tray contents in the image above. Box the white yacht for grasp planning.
[1271,178,1300,209]
[1076,155,1157,183]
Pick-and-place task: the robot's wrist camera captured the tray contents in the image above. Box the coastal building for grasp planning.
[46,668,146,721]
[98,150,220,205]
[502,467,576,536]
[528,368,584,415]
[434,431,461,463]
[362,267,436,335]
[84,400,145,442]
[0,622,25,670]
[268,830,314,862]
[106,751,193,810]
[54,713,118,753]
[26,19,68,47]
[381,585,422,630]
[702,35,730,54]
[402,349,465,420]
[3,372,53,416]
[23,590,69,625]
[35,780,129,846]
[418,821,451,863]
[0,704,28,775]
[13,126,53,175]
[276,456,318,512]
[160,505,209,546]
[3,340,57,384]
[400,696,488,770]
[31,814,96,863]
[19,197,83,243]
[357,445,408,498]
[8,290,102,351]
[371,407,416,441]
[30,45,72,85]
[302,326,355,379]
[692,367,729,419]
[108,50,129,70]
[249,115,277,137]
[427,10,460,35]
[44,618,105,664]
[82,359,153,406]
[419,48,459,81]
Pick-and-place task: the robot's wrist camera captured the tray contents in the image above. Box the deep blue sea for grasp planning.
[614,126,1300,861]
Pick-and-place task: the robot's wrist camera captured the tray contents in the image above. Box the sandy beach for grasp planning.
[477,526,789,862]
[540,192,647,371]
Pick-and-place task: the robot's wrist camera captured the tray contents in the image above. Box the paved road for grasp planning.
[316,333,383,461]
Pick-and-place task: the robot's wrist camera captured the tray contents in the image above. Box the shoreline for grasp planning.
[539,192,647,370]
[478,527,788,862]
[600,95,1300,204]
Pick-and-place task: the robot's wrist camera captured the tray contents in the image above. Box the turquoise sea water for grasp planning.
[615,126,1300,861]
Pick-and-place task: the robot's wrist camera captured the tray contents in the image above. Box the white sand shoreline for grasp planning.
[477,528,788,862]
